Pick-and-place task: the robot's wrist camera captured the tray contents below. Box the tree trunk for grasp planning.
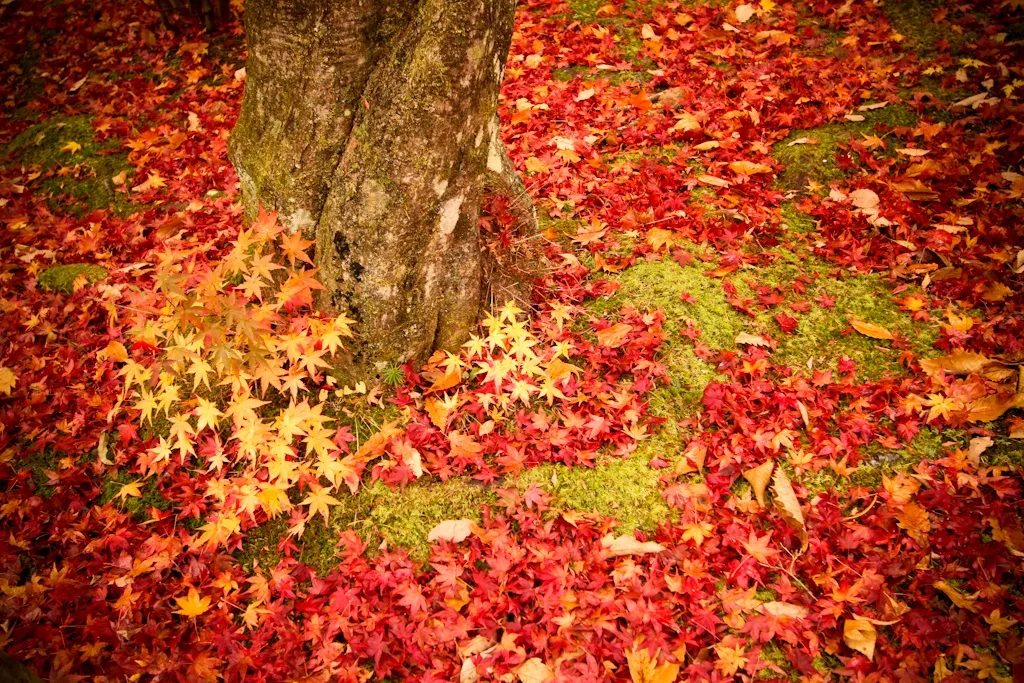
[229,0,535,374]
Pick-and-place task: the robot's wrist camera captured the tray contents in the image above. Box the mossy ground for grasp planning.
[37,264,108,293]
[2,114,135,216]
[772,105,919,191]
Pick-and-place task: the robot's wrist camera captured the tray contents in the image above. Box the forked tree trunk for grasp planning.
[229,0,535,373]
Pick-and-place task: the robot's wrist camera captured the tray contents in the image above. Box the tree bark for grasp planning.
[229,0,534,374]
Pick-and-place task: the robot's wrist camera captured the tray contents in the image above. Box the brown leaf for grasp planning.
[673,440,707,475]
[516,658,554,683]
[425,397,449,430]
[919,351,998,377]
[697,174,731,188]
[596,323,633,348]
[728,160,773,176]
[353,421,403,462]
[772,466,807,548]
[743,461,774,507]
[427,519,476,543]
[933,580,979,612]
[849,188,879,210]
[896,502,931,546]
[427,368,462,394]
[626,647,680,683]
[647,227,677,251]
[849,317,894,340]
[545,357,581,382]
[601,534,666,557]
[967,393,1024,423]
[843,618,877,660]
[735,332,771,347]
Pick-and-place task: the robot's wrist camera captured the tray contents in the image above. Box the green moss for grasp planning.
[780,202,815,235]
[98,473,173,521]
[882,0,974,55]
[553,67,649,85]
[772,106,919,191]
[37,264,108,293]
[16,450,60,498]
[236,517,287,573]
[2,115,135,216]
[513,453,669,532]
[799,427,962,493]
[752,250,937,379]
[758,642,795,681]
[587,249,936,384]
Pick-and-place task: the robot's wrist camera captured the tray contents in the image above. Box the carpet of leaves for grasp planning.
[1,0,1023,681]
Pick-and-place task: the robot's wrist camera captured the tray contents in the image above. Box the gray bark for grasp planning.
[230,0,536,374]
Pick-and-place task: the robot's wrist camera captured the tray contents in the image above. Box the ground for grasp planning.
[1,0,1023,681]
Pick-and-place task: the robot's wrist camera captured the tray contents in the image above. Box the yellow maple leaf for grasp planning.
[0,366,16,395]
[117,482,143,500]
[174,587,212,618]
[301,484,341,524]
[62,141,82,154]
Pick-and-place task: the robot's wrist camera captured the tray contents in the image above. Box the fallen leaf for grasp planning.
[516,658,554,683]
[743,460,774,507]
[103,340,129,362]
[575,88,595,102]
[933,580,979,612]
[849,317,893,340]
[174,587,212,618]
[728,160,772,175]
[967,393,1024,422]
[62,141,82,154]
[116,481,143,500]
[848,188,879,210]
[761,601,809,619]
[0,366,16,395]
[920,351,998,377]
[786,137,819,146]
[772,467,807,547]
[735,332,771,347]
[697,174,731,187]
[427,368,462,393]
[734,3,755,22]
[896,502,931,546]
[843,618,876,660]
[596,323,632,348]
[425,396,449,429]
[626,647,680,683]
[601,534,666,557]
[427,519,475,543]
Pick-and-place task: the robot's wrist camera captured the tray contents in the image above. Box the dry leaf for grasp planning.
[728,160,773,175]
[771,466,807,547]
[735,332,771,347]
[697,174,731,187]
[734,3,755,23]
[967,393,1024,423]
[626,647,680,683]
[596,323,632,348]
[933,580,979,612]
[353,421,403,461]
[849,188,880,210]
[843,618,877,660]
[968,436,992,459]
[427,519,476,543]
[516,658,554,683]
[761,601,809,619]
[896,502,931,546]
[920,351,998,377]
[427,368,462,393]
[849,317,894,340]
[601,534,666,557]
[425,396,449,430]
[743,461,774,507]
[786,137,819,146]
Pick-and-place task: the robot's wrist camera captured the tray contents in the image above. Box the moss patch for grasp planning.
[37,264,108,293]
[799,426,958,493]
[882,0,974,55]
[514,453,669,532]
[772,105,919,191]
[98,473,173,521]
[2,115,134,216]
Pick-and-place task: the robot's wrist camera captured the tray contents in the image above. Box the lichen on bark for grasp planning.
[229,0,536,375]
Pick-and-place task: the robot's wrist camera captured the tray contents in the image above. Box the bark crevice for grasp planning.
[230,0,530,376]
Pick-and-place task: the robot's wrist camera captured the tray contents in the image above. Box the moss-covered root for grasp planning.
[37,264,108,293]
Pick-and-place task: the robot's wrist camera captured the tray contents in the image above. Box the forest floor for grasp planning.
[1,0,1024,680]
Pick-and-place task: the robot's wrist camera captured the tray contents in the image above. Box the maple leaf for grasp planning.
[741,531,778,563]
[116,481,143,500]
[515,658,554,683]
[843,618,876,660]
[174,587,212,618]
[626,648,679,683]
[596,323,632,348]
[601,534,665,557]
[713,639,748,677]
[61,141,82,154]
[301,484,341,525]
[743,461,773,507]
[0,366,16,395]
[428,519,475,543]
